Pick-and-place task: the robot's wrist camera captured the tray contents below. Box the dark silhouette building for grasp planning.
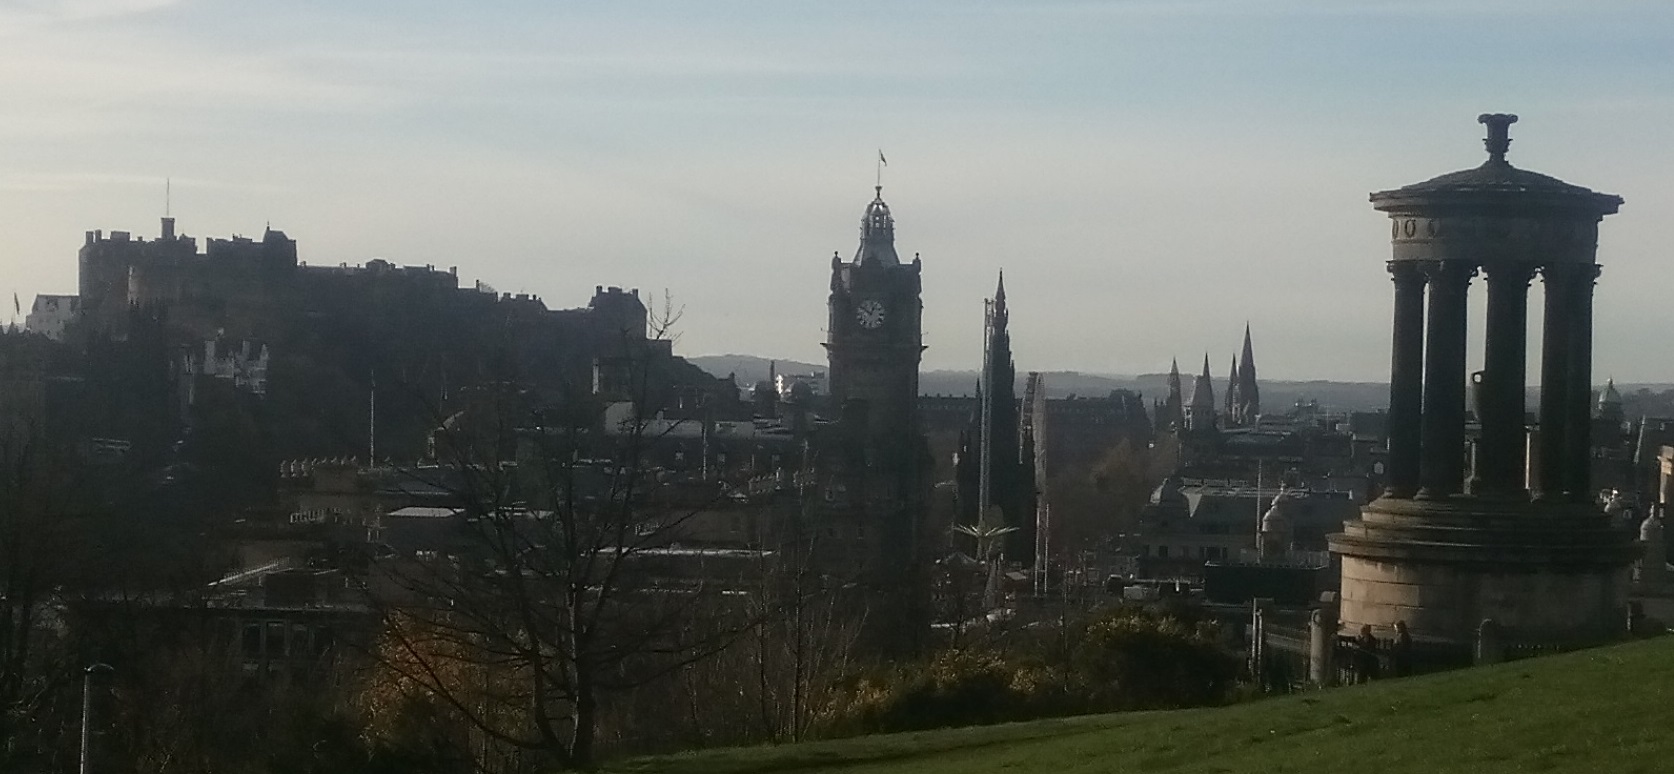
[953,274,1037,562]
[817,185,932,653]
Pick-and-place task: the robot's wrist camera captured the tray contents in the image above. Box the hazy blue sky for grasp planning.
[4,0,1672,381]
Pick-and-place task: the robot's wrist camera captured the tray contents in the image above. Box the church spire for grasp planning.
[1225,354,1239,422]
[1236,323,1260,423]
[1163,357,1185,433]
[1187,354,1216,431]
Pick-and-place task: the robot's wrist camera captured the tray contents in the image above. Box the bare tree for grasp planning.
[0,426,85,770]
[355,300,762,771]
[746,528,864,743]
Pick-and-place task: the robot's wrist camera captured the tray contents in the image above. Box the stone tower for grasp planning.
[826,185,924,441]
[1329,115,1638,652]
[822,184,930,654]
[954,273,1034,561]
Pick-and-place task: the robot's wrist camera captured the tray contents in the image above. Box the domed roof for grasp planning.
[1370,114,1622,216]
[1641,511,1662,542]
[786,380,814,403]
[1261,486,1300,532]
[853,186,901,266]
[1150,475,1187,508]
[1599,378,1623,408]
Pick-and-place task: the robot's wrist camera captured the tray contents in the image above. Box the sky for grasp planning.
[3,0,1673,382]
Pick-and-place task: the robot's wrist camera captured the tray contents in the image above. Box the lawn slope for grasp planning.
[612,636,1674,774]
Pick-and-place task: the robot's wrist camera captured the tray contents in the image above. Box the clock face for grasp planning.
[856,299,887,329]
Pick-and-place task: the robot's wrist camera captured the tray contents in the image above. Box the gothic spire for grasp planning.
[1163,357,1185,433]
[1237,323,1260,421]
[1225,354,1239,420]
[1189,354,1216,416]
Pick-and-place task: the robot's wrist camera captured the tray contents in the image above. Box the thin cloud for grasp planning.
[0,0,180,24]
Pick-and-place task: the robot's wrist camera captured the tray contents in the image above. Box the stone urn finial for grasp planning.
[1478,113,1518,162]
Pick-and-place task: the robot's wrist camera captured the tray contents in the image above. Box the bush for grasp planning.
[1069,610,1240,711]
[819,649,1030,735]
[818,608,1239,737]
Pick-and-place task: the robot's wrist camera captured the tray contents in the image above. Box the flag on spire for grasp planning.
[878,149,887,166]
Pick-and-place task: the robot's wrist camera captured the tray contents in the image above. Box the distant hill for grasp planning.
[612,636,1674,774]
[687,355,825,384]
[689,354,1393,412]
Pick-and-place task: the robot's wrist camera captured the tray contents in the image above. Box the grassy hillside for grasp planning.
[611,636,1674,774]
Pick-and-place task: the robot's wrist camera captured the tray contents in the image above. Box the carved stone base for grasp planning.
[1328,496,1640,646]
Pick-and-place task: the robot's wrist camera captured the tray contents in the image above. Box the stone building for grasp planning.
[23,294,78,341]
[1330,115,1638,653]
[1135,475,1356,580]
[810,184,934,653]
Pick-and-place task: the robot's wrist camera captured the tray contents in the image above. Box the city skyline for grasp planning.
[5,1,1673,381]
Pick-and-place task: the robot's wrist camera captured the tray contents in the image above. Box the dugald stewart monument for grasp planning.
[1330,114,1639,652]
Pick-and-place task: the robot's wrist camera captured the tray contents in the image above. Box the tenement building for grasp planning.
[1329,115,1639,653]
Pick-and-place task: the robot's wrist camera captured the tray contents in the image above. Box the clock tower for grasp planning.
[818,184,929,655]
[825,185,924,442]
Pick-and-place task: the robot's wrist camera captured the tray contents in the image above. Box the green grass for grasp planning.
[610,636,1674,774]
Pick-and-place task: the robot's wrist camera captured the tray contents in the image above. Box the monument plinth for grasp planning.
[1329,115,1638,648]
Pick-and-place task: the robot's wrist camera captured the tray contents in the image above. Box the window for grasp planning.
[242,623,262,656]
[265,622,286,658]
[1157,545,1169,559]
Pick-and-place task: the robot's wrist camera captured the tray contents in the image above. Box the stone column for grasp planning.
[1638,510,1666,588]
[1386,261,1426,498]
[1474,619,1502,665]
[1478,263,1535,496]
[1563,265,1601,501]
[1308,608,1337,687]
[1536,265,1576,499]
[1419,262,1472,499]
